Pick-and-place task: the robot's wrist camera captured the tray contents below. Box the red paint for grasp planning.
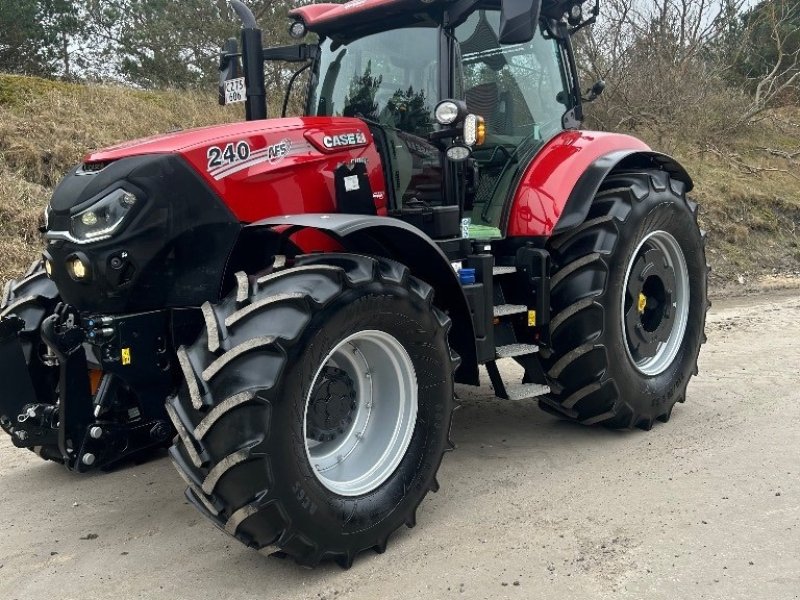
[290,0,431,34]
[506,130,650,237]
[85,117,387,224]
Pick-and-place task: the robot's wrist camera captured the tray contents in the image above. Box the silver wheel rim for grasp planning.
[304,330,418,496]
[621,230,690,376]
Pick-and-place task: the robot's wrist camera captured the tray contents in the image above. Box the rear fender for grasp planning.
[506,131,692,237]
[228,214,480,385]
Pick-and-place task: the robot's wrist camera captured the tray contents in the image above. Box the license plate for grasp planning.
[223,77,246,105]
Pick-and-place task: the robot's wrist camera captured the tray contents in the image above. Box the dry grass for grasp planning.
[669,109,800,284]
[0,74,798,286]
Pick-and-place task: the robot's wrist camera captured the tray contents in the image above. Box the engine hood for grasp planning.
[82,116,387,224]
[85,117,367,162]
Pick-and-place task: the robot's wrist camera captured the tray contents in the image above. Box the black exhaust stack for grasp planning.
[231,0,267,121]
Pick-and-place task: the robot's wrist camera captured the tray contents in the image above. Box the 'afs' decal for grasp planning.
[207,139,292,180]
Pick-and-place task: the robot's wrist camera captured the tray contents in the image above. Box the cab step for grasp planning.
[495,343,538,359]
[493,304,526,318]
[505,383,550,401]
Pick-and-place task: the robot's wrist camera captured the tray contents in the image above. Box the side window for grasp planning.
[455,11,569,144]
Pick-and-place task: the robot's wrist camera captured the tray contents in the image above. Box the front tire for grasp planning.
[539,170,708,429]
[1,259,62,461]
[168,254,457,567]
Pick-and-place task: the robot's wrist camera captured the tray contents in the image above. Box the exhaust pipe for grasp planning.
[231,1,267,121]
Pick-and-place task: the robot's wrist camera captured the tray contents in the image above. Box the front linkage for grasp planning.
[0,305,174,472]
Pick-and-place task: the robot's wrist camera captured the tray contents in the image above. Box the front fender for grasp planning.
[232,214,480,385]
[506,131,667,237]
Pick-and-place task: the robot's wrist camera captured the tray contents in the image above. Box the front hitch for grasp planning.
[2,303,175,472]
[40,303,95,469]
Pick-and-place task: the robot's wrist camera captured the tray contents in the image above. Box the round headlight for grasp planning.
[568,3,583,24]
[289,20,307,39]
[81,211,98,226]
[68,257,88,280]
[435,101,460,126]
[119,191,137,207]
[446,145,472,162]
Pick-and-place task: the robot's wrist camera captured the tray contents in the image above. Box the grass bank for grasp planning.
[1,74,798,286]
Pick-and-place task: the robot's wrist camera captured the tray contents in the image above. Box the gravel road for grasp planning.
[1,291,798,600]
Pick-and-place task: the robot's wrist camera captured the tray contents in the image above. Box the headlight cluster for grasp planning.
[70,189,137,242]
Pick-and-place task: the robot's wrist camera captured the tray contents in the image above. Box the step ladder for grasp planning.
[487,263,550,401]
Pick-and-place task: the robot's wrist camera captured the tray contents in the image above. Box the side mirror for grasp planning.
[584,80,606,102]
[218,38,241,106]
[499,0,542,44]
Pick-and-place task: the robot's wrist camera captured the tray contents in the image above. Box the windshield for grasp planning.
[309,27,440,138]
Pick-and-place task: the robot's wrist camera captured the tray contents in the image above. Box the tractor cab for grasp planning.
[224,0,594,239]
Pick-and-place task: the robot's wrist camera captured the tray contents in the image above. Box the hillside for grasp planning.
[1,74,798,288]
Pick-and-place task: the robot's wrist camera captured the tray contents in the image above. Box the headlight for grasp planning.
[435,101,460,125]
[70,189,138,242]
[68,256,89,280]
[289,20,307,39]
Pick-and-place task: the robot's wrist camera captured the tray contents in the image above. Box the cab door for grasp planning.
[454,10,574,237]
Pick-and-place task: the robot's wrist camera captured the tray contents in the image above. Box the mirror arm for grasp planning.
[263,43,319,63]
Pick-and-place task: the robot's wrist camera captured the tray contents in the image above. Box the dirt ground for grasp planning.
[1,290,798,600]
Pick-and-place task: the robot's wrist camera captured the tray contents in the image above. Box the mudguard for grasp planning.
[238,214,481,385]
[505,130,693,238]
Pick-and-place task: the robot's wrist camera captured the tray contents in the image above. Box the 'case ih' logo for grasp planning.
[323,132,367,149]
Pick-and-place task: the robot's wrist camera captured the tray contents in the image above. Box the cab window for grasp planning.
[455,11,571,231]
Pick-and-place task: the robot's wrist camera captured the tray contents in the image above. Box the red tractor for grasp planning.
[0,0,707,567]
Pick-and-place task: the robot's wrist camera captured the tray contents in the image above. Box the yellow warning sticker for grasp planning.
[121,348,132,366]
[527,310,537,327]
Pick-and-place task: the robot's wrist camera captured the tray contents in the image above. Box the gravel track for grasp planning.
[1,291,798,600]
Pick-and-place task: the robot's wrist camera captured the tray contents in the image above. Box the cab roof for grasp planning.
[290,0,580,40]
[290,0,449,38]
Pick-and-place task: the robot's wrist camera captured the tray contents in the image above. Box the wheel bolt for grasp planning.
[89,426,103,439]
[82,453,96,466]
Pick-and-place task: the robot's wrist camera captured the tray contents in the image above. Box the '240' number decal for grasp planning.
[207,141,251,171]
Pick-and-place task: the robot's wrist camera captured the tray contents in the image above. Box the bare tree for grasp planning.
[740,0,800,122]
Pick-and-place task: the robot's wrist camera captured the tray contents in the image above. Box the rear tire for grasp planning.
[0,259,62,461]
[169,254,457,567]
[539,170,708,429]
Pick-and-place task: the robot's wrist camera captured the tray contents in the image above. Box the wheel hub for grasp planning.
[621,230,690,376]
[307,367,357,443]
[625,246,676,362]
